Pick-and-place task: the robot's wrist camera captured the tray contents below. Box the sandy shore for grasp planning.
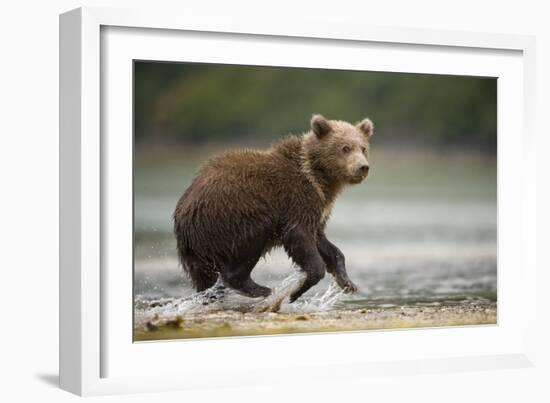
[134,301,496,341]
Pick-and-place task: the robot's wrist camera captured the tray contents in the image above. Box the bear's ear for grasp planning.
[357,118,374,139]
[311,114,331,139]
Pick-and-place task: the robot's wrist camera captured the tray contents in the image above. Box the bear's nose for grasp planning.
[359,164,370,174]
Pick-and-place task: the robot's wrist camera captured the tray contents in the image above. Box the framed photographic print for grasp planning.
[60,6,537,396]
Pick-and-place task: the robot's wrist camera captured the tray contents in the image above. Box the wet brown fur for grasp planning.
[173,115,374,301]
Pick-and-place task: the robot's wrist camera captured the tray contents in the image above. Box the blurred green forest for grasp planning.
[134,61,496,151]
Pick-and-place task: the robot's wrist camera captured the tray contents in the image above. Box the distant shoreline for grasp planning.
[134,302,497,342]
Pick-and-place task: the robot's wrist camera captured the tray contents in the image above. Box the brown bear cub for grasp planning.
[174,114,374,302]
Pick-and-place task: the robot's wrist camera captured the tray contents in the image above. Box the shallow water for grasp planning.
[134,147,497,336]
[135,272,348,328]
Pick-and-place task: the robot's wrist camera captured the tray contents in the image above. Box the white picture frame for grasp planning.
[59,6,537,396]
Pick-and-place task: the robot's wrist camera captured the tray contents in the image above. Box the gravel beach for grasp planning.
[134,301,496,341]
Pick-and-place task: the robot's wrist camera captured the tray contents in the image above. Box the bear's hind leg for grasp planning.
[220,239,272,298]
[221,265,272,298]
[224,275,271,298]
[181,250,219,292]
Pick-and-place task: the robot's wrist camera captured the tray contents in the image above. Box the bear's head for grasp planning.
[306,114,374,185]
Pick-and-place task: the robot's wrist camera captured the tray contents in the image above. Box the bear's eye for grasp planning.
[361,146,366,153]
[342,146,351,154]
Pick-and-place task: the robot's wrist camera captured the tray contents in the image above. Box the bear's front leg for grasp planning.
[317,232,358,293]
[283,225,326,302]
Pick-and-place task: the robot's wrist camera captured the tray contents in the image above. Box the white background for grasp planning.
[1,0,548,402]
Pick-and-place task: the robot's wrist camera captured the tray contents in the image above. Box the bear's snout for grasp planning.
[354,161,370,179]
[359,163,370,175]
[348,160,370,184]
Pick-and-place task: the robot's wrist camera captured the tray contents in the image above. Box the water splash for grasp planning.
[134,271,345,329]
[280,280,345,313]
[251,271,306,313]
